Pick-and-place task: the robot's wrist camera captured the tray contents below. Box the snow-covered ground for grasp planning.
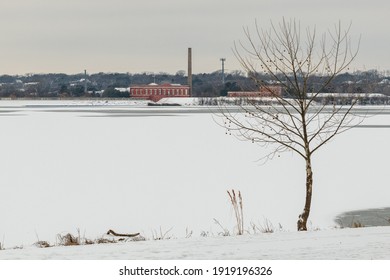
[2,227,390,260]
[0,99,389,259]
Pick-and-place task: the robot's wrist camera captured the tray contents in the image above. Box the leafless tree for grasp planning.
[221,19,361,231]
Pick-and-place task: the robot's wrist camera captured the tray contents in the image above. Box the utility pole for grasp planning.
[220,58,226,85]
[84,69,87,95]
[188,48,192,96]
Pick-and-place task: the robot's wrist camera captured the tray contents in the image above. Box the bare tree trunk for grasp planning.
[298,154,313,231]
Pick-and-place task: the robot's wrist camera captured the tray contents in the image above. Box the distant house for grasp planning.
[228,85,282,98]
[129,83,190,102]
[115,87,130,93]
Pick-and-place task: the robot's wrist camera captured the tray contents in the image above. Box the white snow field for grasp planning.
[2,227,390,260]
[0,99,389,260]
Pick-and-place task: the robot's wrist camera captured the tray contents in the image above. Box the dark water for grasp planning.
[335,207,390,228]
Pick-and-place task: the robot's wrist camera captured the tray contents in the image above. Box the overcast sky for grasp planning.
[0,0,389,75]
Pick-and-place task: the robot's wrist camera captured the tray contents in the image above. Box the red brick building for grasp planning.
[228,85,282,98]
[130,83,190,102]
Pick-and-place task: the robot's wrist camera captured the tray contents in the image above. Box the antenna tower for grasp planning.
[220,58,226,85]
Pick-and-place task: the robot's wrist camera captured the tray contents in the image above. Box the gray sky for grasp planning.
[0,0,389,75]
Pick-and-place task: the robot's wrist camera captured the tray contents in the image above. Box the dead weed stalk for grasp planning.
[227,189,244,235]
[152,227,174,240]
[213,218,230,236]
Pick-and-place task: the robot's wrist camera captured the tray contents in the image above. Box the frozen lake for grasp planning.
[0,100,389,248]
[335,207,390,228]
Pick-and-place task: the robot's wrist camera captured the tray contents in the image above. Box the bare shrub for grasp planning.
[227,189,244,235]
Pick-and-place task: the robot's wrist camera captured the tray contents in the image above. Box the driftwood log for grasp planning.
[106,229,140,238]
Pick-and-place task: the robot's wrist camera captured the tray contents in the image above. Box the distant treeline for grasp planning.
[0,69,389,98]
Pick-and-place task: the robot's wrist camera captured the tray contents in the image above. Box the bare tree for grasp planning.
[221,19,361,231]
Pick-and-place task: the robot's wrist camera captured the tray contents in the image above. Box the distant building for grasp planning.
[129,83,190,102]
[115,87,130,93]
[228,85,282,98]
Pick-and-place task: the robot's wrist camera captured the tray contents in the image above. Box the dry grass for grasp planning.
[152,227,174,240]
[213,218,230,236]
[352,221,364,228]
[57,233,81,246]
[350,216,365,228]
[335,217,365,229]
[251,219,275,234]
[54,228,140,247]
[250,218,282,234]
[185,227,193,238]
[96,237,117,244]
[84,238,95,245]
[34,240,51,248]
[227,189,244,235]
[260,219,274,233]
[54,228,146,247]
[56,229,110,246]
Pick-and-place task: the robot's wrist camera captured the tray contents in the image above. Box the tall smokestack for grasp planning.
[188,48,192,96]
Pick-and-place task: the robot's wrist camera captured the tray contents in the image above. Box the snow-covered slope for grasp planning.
[1,226,390,260]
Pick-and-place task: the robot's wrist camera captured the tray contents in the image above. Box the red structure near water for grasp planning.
[130,83,190,102]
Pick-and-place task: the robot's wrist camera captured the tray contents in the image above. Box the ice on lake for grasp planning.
[1,100,389,248]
